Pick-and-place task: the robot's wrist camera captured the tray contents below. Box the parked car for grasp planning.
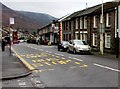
[58,41,69,51]
[3,36,10,45]
[67,40,91,54]
[13,40,19,44]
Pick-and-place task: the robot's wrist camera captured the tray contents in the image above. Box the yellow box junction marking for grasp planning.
[80,64,88,68]
[56,56,60,58]
[44,62,51,66]
[52,62,57,65]
[32,64,37,67]
[32,60,36,63]
[74,62,80,65]
[61,57,65,59]
[38,63,43,66]
[58,61,67,64]
[11,47,35,71]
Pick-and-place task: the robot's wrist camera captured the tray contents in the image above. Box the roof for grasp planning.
[62,1,119,22]
[94,2,119,13]
[77,4,101,17]
[62,10,83,21]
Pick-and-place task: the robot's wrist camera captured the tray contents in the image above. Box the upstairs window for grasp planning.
[80,17,83,29]
[106,13,111,27]
[76,18,78,29]
[67,21,69,30]
[84,16,87,29]
[93,16,97,28]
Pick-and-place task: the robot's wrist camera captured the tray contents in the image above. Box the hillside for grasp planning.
[17,11,56,26]
[1,3,57,33]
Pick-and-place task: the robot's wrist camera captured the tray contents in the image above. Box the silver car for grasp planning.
[67,40,91,54]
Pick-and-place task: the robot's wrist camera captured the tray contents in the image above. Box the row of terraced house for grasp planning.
[38,1,120,54]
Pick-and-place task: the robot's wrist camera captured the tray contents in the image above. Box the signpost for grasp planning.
[9,18,14,56]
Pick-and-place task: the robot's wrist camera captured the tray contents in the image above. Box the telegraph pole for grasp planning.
[100,0,104,55]
[116,2,120,58]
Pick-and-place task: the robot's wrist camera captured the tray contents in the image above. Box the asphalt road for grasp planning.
[12,43,119,87]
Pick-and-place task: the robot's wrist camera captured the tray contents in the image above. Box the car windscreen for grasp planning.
[62,41,68,45]
[74,40,87,45]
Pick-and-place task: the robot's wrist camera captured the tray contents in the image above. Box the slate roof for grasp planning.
[62,1,119,22]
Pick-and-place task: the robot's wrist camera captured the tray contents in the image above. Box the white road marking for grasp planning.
[68,57,73,59]
[68,57,83,62]
[94,63,120,72]
[72,58,83,62]
[19,82,26,86]
[55,53,64,56]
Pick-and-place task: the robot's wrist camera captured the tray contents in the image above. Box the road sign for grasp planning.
[9,18,14,24]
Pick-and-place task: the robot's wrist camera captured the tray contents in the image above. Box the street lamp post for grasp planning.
[100,0,104,55]
[9,18,14,56]
[116,2,120,58]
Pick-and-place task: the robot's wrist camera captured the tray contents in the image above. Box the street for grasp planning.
[10,43,119,87]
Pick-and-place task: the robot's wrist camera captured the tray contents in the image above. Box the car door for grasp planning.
[71,40,75,52]
[68,40,72,51]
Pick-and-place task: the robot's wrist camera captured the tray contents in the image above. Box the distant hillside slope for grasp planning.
[17,11,57,26]
[1,3,57,33]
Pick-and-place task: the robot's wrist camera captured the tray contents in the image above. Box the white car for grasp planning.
[67,40,91,54]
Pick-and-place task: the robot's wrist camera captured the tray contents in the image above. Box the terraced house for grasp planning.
[62,1,120,54]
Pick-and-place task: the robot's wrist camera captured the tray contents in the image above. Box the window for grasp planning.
[100,14,103,24]
[69,34,71,40]
[84,16,87,29]
[93,33,97,46]
[65,22,67,30]
[105,33,111,48]
[80,17,83,29]
[75,33,79,40]
[106,13,111,27]
[63,34,65,41]
[84,33,87,41]
[69,21,71,31]
[66,34,68,41]
[76,18,78,29]
[63,22,65,31]
[80,33,83,40]
[71,20,74,30]
[93,16,97,28]
[67,21,69,30]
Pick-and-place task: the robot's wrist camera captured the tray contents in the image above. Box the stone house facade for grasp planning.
[62,2,119,54]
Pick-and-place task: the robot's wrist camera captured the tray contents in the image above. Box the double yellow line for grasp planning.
[11,47,35,71]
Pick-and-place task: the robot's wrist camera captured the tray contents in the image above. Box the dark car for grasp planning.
[58,41,69,51]
[4,36,10,46]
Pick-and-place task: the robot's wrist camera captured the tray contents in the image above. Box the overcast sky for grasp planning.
[1,0,114,18]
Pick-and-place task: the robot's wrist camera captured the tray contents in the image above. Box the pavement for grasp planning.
[52,45,120,59]
[91,51,120,60]
[0,46,32,80]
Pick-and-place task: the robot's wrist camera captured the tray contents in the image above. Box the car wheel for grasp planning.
[58,47,60,51]
[62,48,65,52]
[67,48,70,53]
[73,49,76,54]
